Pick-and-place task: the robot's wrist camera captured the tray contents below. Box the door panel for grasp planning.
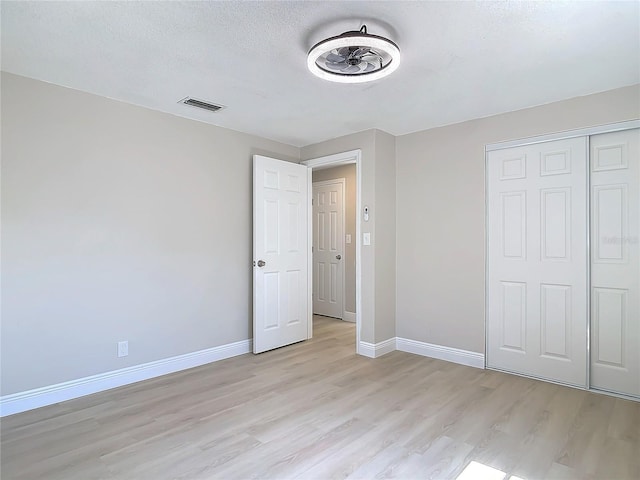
[590,129,639,397]
[501,281,526,351]
[540,283,571,359]
[501,192,526,258]
[253,155,311,354]
[487,137,588,387]
[313,180,344,318]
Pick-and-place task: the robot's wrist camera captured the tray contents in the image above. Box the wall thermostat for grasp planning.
[363,206,370,222]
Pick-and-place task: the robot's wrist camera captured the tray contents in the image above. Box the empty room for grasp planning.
[1,1,639,479]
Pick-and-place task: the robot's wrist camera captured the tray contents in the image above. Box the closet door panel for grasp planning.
[590,129,639,397]
[487,137,587,387]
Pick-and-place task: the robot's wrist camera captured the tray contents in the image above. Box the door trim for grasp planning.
[302,150,362,354]
[312,178,346,320]
[486,120,640,152]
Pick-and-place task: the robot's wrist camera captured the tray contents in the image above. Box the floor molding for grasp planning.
[359,338,396,358]
[342,311,356,323]
[0,339,252,417]
[396,337,484,369]
[360,337,484,367]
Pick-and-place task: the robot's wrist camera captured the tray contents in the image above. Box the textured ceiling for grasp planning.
[2,1,639,147]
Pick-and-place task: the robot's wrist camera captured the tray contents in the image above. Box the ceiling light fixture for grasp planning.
[307,25,400,83]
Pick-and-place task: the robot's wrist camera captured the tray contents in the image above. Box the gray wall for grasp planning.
[312,164,356,315]
[1,73,299,395]
[396,84,640,353]
[374,131,396,341]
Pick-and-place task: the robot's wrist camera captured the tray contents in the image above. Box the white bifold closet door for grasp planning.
[590,129,639,397]
[487,137,588,387]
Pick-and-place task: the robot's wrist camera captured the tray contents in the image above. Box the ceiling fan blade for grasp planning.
[361,53,381,62]
[326,53,346,63]
[351,47,371,57]
[337,47,351,57]
[325,60,348,71]
[340,65,361,74]
[362,62,377,72]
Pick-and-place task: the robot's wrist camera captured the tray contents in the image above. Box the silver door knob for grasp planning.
[336,255,342,260]
[257,260,266,267]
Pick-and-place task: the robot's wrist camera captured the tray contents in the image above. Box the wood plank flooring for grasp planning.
[1,316,639,479]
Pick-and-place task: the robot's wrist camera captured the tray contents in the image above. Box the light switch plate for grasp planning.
[363,233,371,245]
[118,341,129,357]
[346,234,352,244]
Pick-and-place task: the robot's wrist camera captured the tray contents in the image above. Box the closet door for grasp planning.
[487,137,588,387]
[590,129,640,397]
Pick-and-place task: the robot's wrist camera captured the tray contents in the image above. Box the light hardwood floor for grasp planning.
[1,316,639,480]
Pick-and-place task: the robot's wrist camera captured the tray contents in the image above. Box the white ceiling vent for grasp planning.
[178,97,225,113]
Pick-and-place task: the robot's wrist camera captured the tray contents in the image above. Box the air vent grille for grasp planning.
[179,97,225,113]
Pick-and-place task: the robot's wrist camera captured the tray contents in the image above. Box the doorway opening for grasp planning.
[312,176,348,320]
[302,150,362,354]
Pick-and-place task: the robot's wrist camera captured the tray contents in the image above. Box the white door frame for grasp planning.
[312,178,346,320]
[302,150,362,354]
[484,119,640,398]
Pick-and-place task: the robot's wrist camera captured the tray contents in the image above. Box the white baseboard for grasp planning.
[342,311,356,323]
[1,336,484,416]
[0,339,252,417]
[358,338,396,358]
[396,337,484,369]
[359,336,484,368]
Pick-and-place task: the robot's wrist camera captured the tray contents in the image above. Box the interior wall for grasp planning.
[395,84,640,354]
[373,130,396,342]
[312,164,357,315]
[0,72,300,395]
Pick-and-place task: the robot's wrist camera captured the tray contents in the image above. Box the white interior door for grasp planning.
[590,129,640,397]
[487,137,588,387]
[253,155,311,354]
[312,180,344,319]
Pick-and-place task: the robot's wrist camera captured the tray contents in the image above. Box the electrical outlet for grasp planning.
[117,341,128,357]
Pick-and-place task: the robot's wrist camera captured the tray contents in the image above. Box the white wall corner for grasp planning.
[343,311,356,323]
[358,337,396,358]
[396,337,485,369]
[0,339,252,417]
